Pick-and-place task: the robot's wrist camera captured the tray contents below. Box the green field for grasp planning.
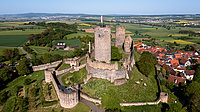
[0,35,28,47]
[0,22,24,27]
[82,66,158,102]
[0,29,46,35]
[52,39,83,47]
[30,46,73,57]
[64,31,94,39]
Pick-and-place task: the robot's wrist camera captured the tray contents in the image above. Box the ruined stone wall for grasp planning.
[55,67,72,76]
[87,57,118,70]
[86,63,127,83]
[94,26,111,62]
[32,60,62,71]
[80,92,102,104]
[45,68,79,108]
[115,26,126,47]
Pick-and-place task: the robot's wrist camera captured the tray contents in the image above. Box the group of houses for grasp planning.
[134,42,200,86]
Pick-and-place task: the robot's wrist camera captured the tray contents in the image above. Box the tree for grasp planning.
[0,66,12,88]
[23,78,32,85]
[193,66,200,83]
[166,102,186,112]
[111,46,122,61]
[162,68,166,75]
[16,58,31,76]
[3,49,13,60]
[0,90,8,105]
[30,87,39,97]
[137,52,155,76]
[185,81,200,112]
[167,82,175,91]
[135,30,139,35]
[186,66,191,70]
[102,88,121,111]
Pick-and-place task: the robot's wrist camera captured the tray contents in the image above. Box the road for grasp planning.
[19,47,32,66]
[19,47,31,59]
[81,99,101,112]
[57,71,70,86]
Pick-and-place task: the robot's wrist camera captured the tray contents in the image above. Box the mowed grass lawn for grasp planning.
[30,46,73,57]
[82,66,159,102]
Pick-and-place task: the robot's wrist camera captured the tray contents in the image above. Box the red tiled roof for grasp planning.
[171,60,179,66]
[167,75,186,85]
[174,54,181,58]
[185,70,195,76]
[159,54,165,57]
[176,67,186,71]
[197,59,200,63]
[180,59,188,64]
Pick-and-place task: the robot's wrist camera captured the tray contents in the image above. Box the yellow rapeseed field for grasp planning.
[78,23,91,26]
[167,40,195,44]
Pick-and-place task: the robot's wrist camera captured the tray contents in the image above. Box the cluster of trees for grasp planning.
[0,67,13,90]
[31,53,63,66]
[0,48,20,62]
[28,22,78,46]
[16,58,31,76]
[137,51,156,76]
[179,30,200,36]
[23,45,34,54]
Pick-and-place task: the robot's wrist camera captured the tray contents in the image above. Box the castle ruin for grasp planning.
[115,26,126,47]
[94,26,111,63]
[124,35,133,53]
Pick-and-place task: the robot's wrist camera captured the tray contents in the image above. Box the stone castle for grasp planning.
[85,25,135,85]
[115,26,126,47]
[94,26,111,63]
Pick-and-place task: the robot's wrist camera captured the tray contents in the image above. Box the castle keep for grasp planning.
[94,26,111,63]
[115,26,126,47]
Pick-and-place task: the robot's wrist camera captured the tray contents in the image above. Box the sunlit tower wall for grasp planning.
[94,26,111,63]
[115,26,126,47]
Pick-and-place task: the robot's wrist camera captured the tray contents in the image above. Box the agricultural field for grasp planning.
[52,39,83,47]
[64,31,93,39]
[0,22,45,29]
[29,46,73,57]
[82,66,159,102]
[0,29,46,47]
[0,35,28,47]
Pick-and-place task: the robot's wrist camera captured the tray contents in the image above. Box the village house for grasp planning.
[185,70,195,80]
[167,75,186,86]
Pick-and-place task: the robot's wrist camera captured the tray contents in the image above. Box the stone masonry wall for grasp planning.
[87,57,118,70]
[115,26,126,47]
[94,26,111,62]
[45,68,79,108]
[33,60,62,71]
[86,63,127,83]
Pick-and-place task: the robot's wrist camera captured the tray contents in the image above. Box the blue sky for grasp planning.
[1,0,200,15]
